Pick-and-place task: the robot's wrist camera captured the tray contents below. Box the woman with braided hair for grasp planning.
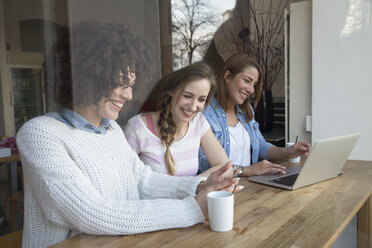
[124,61,233,177]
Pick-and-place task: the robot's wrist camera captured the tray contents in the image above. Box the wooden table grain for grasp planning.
[52,160,372,248]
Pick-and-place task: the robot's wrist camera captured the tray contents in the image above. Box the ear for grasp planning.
[224,70,231,83]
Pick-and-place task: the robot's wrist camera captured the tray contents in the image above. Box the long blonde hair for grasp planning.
[157,61,215,175]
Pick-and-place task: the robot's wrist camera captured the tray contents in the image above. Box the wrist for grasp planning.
[232,164,244,177]
[244,166,255,177]
[284,147,292,159]
[196,180,205,194]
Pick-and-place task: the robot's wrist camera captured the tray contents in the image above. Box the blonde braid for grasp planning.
[158,95,177,175]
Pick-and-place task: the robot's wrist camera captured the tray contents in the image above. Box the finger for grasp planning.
[212,161,231,177]
[298,142,311,151]
[301,145,310,151]
[210,177,240,191]
[272,168,286,174]
[270,163,286,170]
[264,165,286,174]
[297,147,311,157]
[261,161,284,170]
[222,184,245,193]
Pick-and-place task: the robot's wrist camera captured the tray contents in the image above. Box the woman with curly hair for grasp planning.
[16,22,240,248]
[124,61,233,177]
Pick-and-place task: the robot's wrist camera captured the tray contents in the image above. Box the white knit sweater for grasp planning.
[17,116,205,248]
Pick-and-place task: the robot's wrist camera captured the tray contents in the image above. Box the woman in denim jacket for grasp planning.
[199,54,311,177]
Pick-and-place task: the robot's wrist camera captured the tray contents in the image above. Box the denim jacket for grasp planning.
[198,97,272,173]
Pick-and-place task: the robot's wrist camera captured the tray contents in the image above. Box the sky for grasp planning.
[172,0,236,24]
[209,0,236,14]
[207,0,236,24]
[172,0,237,66]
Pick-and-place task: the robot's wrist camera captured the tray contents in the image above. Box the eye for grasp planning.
[121,83,130,89]
[117,82,134,90]
[198,98,207,103]
[183,95,192,99]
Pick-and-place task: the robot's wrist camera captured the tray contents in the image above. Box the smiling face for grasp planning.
[79,67,136,126]
[225,66,259,105]
[169,78,211,126]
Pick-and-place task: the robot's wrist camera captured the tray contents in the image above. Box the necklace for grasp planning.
[226,111,239,127]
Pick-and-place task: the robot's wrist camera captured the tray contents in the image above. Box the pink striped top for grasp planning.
[124,112,210,176]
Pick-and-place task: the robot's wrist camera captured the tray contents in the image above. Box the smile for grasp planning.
[110,100,123,109]
[182,108,194,116]
[239,91,249,99]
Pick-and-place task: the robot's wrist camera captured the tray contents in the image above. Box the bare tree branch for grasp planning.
[230,0,290,90]
[172,0,217,67]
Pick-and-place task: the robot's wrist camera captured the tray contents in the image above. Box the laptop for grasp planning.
[248,133,361,190]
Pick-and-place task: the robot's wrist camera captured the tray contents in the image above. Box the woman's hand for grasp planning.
[197,162,235,193]
[243,160,286,177]
[195,162,242,218]
[286,141,311,158]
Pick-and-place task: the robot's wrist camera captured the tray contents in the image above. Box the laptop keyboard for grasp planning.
[269,173,299,186]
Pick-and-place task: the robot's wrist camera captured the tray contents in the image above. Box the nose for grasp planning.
[190,98,201,112]
[247,82,255,94]
[121,87,133,101]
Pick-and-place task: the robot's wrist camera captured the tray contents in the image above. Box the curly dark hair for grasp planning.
[55,21,152,108]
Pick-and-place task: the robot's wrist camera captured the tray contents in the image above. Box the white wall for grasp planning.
[312,0,372,161]
[313,1,372,246]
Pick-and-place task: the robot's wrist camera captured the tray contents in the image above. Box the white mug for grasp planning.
[287,142,301,163]
[207,191,234,232]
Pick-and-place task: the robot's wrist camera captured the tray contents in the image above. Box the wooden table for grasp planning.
[52,160,372,248]
[0,154,20,194]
